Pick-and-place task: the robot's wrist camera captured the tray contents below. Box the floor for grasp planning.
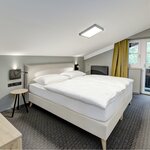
[2,94,150,150]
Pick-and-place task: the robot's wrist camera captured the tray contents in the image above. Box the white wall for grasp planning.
[84,50,113,75]
[0,56,84,112]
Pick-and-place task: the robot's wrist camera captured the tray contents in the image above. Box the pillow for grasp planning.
[60,71,86,78]
[33,74,69,85]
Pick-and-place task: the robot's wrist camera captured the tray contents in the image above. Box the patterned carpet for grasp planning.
[2,94,150,150]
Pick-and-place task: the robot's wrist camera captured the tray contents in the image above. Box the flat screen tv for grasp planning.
[9,69,21,80]
[91,66,109,75]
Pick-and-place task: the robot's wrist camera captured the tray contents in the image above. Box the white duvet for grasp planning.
[45,75,133,109]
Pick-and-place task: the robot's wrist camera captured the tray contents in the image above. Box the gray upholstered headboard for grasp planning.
[24,63,74,87]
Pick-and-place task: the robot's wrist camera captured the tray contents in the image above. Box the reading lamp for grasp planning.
[74,64,79,70]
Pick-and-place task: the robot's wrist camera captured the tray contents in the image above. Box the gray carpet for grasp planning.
[2,94,150,150]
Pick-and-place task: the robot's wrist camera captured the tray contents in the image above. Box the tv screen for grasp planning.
[9,69,21,80]
[91,66,109,75]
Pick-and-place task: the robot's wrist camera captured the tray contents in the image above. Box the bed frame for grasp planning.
[25,63,133,150]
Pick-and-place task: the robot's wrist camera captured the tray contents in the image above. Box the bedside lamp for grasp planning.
[74,64,79,70]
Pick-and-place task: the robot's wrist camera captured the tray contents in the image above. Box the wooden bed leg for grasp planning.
[101,139,106,150]
[120,114,123,121]
[29,102,32,107]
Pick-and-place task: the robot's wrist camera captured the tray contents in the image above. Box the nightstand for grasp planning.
[10,89,29,117]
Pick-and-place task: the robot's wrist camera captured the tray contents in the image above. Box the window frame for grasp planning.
[146,40,150,65]
[128,40,141,68]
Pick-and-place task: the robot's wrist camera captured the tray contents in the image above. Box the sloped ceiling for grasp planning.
[130,29,150,39]
[0,0,150,56]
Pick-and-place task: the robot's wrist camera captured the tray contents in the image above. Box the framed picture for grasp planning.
[9,69,21,80]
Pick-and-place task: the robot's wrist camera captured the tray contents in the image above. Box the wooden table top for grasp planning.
[0,114,22,147]
[10,88,28,95]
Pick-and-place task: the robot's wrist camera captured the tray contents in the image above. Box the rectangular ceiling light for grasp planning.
[79,24,104,38]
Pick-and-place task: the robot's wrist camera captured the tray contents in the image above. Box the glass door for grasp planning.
[129,39,150,94]
[144,41,150,93]
[142,40,150,94]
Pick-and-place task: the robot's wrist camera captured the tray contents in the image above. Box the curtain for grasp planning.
[111,39,129,77]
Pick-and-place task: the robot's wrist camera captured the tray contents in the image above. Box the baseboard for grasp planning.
[0,107,12,113]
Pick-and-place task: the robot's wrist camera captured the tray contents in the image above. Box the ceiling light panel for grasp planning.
[79,24,104,38]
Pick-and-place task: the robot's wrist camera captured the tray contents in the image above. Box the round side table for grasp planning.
[10,89,29,117]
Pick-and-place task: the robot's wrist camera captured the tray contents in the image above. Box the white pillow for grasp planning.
[33,74,69,85]
[60,71,86,78]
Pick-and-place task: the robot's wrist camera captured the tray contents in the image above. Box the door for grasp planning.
[129,39,150,94]
[142,40,150,94]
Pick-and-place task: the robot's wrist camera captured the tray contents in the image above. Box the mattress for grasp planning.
[29,82,132,122]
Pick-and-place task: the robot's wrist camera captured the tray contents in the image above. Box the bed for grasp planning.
[25,63,133,150]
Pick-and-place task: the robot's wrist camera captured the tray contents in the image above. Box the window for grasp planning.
[129,42,139,65]
[146,42,150,64]
[128,39,150,94]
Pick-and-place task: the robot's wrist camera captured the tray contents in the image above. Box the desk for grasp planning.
[0,113,22,149]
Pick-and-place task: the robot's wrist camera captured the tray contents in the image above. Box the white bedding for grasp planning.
[45,75,133,109]
[29,75,133,122]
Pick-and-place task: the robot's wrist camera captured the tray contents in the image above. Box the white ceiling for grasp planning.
[0,0,150,56]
